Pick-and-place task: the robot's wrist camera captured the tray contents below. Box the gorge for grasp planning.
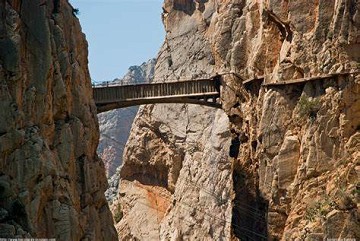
[0,0,359,241]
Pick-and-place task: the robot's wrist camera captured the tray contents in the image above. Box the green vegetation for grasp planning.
[352,183,360,196]
[72,8,80,16]
[304,196,334,222]
[327,31,334,39]
[298,96,321,120]
[113,203,123,223]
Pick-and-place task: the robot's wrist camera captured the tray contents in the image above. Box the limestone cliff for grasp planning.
[0,0,117,240]
[214,0,360,239]
[116,0,359,240]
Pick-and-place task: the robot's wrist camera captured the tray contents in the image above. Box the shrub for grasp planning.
[298,96,320,120]
[352,186,360,196]
[305,197,333,222]
[113,203,123,223]
[72,8,80,16]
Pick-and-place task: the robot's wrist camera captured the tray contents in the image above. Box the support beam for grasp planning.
[93,77,221,113]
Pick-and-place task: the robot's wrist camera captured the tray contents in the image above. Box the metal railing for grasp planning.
[93,78,220,104]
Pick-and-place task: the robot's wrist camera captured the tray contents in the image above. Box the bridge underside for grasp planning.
[93,77,222,113]
[96,95,221,113]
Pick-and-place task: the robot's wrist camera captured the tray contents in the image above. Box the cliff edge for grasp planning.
[0,1,117,240]
[116,0,359,240]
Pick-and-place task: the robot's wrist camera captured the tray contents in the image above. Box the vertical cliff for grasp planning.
[115,1,233,240]
[0,0,117,240]
[214,0,360,239]
[117,0,359,240]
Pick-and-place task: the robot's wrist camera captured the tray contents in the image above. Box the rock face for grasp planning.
[116,0,360,240]
[97,59,155,179]
[113,59,155,86]
[0,1,117,240]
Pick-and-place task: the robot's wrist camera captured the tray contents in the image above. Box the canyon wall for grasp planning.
[215,0,360,239]
[116,0,359,240]
[113,1,234,239]
[0,0,117,240]
[98,59,155,179]
[98,59,155,203]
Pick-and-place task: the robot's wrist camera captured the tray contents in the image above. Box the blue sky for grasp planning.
[69,0,165,82]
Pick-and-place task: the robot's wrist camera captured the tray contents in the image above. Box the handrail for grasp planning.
[93,70,359,112]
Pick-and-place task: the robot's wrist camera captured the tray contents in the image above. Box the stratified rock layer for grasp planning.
[0,1,117,240]
[117,0,359,240]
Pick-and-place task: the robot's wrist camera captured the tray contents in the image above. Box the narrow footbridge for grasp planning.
[93,77,221,113]
[93,71,358,113]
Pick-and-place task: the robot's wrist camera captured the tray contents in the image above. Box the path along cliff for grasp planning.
[114,0,360,240]
[0,1,117,240]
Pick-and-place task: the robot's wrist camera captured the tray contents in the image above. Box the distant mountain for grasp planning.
[114,59,155,85]
[97,59,156,184]
[97,58,155,86]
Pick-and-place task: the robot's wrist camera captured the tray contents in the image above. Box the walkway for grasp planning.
[94,77,221,113]
[93,71,359,113]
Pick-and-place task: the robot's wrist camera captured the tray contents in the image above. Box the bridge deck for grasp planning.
[93,71,358,113]
[93,78,221,113]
